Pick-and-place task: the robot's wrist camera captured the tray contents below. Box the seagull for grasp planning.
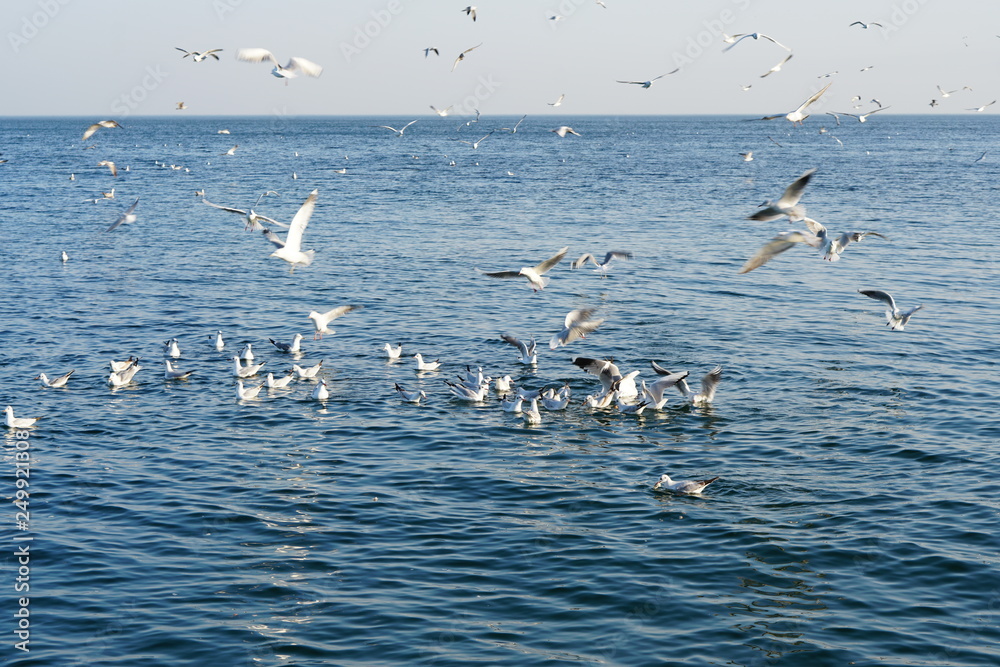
[311,379,330,401]
[270,189,318,270]
[571,357,624,392]
[500,115,527,133]
[500,334,537,365]
[175,47,223,61]
[221,144,239,156]
[651,363,722,405]
[202,191,282,232]
[495,375,513,394]
[859,65,875,72]
[292,361,324,378]
[82,120,123,142]
[110,357,139,373]
[210,331,225,351]
[748,168,816,222]
[462,6,477,21]
[967,100,996,112]
[858,290,924,330]
[236,379,264,400]
[104,198,139,232]
[548,94,565,107]
[550,126,581,137]
[723,32,791,51]
[36,370,74,388]
[97,160,117,177]
[615,394,649,414]
[374,120,418,137]
[551,309,605,349]
[232,356,265,377]
[445,380,488,402]
[266,372,296,388]
[381,343,403,361]
[760,53,794,78]
[163,338,181,358]
[394,383,426,403]
[413,353,441,371]
[540,386,571,411]
[479,246,569,291]
[176,102,188,110]
[164,360,194,380]
[108,361,142,387]
[452,43,482,71]
[652,473,720,494]
[270,334,304,354]
[571,251,633,277]
[459,131,494,149]
[423,47,439,57]
[616,69,679,88]
[639,371,689,410]
[4,406,40,429]
[841,106,892,122]
[236,48,323,80]
[61,251,69,263]
[238,343,254,362]
[523,396,542,425]
[849,21,884,29]
[737,229,822,274]
[308,304,361,340]
[430,105,452,116]
[500,394,524,413]
[750,82,832,125]
[803,218,890,261]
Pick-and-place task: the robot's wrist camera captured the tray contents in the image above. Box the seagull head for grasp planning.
[652,474,672,490]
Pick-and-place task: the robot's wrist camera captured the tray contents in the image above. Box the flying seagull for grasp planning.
[849,21,884,29]
[236,48,323,80]
[462,6,477,21]
[547,94,565,107]
[550,309,605,349]
[479,246,569,291]
[858,290,923,330]
[423,47,439,57]
[749,83,832,125]
[104,198,139,232]
[616,69,679,88]
[723,32,791,52]
[82,120,123,142]
[175,48,223,61]
[747,168,816,222]
[270,189,318,270]
[202,191,282,231]
[308,305,362,340]
[452,43,482,71]
[551,126,581,137]
[373,120,418,137]
[760,53,794,78]
[571,251,633,277]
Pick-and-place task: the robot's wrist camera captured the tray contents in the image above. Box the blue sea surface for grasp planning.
[2,115,999,666]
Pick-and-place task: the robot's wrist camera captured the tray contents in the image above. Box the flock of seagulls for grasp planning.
[11,11,964,501]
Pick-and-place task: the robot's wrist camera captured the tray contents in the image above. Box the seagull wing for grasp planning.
[481,269,522,279]
[532,246,570,274]
[858,289,897,311]
[651,69,681,81]
[285,57,323,77]
[204,49,224,59]
[602,251,633,264]
[760,53,793,78]
[282,189,317,253]
[571,253,596,268]
[104,198,139,232]
[318,305,361,326]
[795,83,833,115]
[738,231,819,274]
[202,199,248,216]
[700,366,723,401]
[776,168,817,207]
[759,33,792,51]
[236,48,279,66]
[82,123,104,141]
[262,228,285,249]
[722,34,752,51]
[616,80,644,85]
[501,334,530,357]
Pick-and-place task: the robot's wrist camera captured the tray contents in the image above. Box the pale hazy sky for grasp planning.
[3,0,997,118]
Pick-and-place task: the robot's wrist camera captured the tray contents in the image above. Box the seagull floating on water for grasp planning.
[413,353,441,372]
[270,334,304,354]
[394,383,427,403]
[266,372,295,388]
[163,338,181,358]
[653,473,720,494]
[236,379,264,400]
[312,379,330,401]
[4,406,40,429]
[164,360,194,380]
[36,370,74,388]
[292,361,324,378]
[232,356,265,377]
[858,290,924,330]
[384,342,403,361]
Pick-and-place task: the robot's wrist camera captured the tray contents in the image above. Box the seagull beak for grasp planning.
[652,481,662,490]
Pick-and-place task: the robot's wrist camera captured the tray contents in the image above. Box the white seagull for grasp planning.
[201,191,282,232]
[550,309,605,349]
[176,47,223,61]
[97,160,117,177]
[967,100,996,112]
[841,106,892,122]
[238,343,254,362]
[737,229,823,274]
[651,363,722,405]
[548,94,566,107]
[210,331,225,351]
[571,251,633,277]
[82,120,123,142]
[429,105,452,117]
[394,383,426,403]
[452,43,482,72]
[751,83,832,125]
[236,48,323,80]
[479,246,569,292]
[270,189,318,271]
[462,6,477,21]
[653,473,720,494]
[384,342,403,361]
[307,304,361,340]
[723,32,791,52]
[747,168,816,222]
[236,379,264,400]
[760,53,794,78]
[458,131,494,149]
[500,334,537,364]
[104,198,139,232]
[550,126,581,137]
[164,360,194,380]
[523,396,542,425]
[163,338,181,358]
[858,290,924,330]
[4,406,40,429]
[804,218,890,262]
[311,379,330,401]
[374,120,418,137]
[292,361,324,378]
[616,69,679,88]
[270,334,304,354]
[36,370,74,388]
[266,372,295,388]
[232,356,265,377]
[413,353,441,372]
